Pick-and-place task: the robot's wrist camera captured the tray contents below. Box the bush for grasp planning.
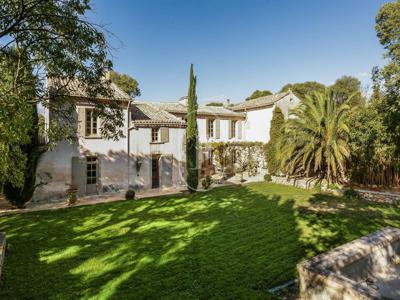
[264,173,272,182]
[201,175,212,190]
[343,188,360,200]
[125,189,136,200]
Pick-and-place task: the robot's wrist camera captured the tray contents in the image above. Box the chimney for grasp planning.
[226,99,231,106]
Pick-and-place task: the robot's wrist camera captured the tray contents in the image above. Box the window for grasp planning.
[86,156,97,184]
[85,109,98,136]
[151,127,159,142]
[230,120,236,138]
[207,119,215,138]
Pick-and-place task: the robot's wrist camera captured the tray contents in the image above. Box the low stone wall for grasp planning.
[0,232,6,279]
[298,227,400,300]
[356,189,400,204]
[271,176,320,189]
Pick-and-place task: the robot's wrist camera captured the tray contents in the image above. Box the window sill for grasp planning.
[84,136,102,139]
[150,141,166,144]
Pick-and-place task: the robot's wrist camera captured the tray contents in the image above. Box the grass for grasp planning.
[0,182,400,299]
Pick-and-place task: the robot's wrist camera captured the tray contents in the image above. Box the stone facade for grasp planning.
[356,189,400,205]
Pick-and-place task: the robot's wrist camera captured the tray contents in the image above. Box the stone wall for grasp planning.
[271,176,320,189]
[356,189,400,204]
[0,232,6,279]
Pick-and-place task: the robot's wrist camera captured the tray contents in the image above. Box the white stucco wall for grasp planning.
[34,105,186,201]
[243,107,274,143]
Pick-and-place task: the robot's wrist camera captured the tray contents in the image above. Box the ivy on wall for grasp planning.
[201,142,265,177]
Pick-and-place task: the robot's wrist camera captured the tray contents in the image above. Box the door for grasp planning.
[151,154,160,188]
[86,156,98,194]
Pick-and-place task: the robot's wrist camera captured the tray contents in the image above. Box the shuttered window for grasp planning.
[151,128,159,142]
[230,120,236,138]
[85,109,98,137]
[207,119,215,138]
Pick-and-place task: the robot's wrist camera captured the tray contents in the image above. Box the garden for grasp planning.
[1,182,400,299]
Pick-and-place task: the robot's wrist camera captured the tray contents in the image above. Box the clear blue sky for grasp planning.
[90,0,389,103]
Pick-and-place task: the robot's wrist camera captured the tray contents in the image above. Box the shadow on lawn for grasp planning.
[1,185,400,299]
[0,185,304,299]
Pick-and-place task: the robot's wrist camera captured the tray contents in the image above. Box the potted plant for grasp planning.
[66,184,78,205]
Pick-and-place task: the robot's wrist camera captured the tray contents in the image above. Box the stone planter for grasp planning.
[66,188,78,206]
[298,227,400,300]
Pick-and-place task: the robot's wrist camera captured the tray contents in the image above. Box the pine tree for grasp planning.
[264,107,285,175]
[186,64,199,192]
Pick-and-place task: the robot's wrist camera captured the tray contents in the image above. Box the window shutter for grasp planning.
[77,107,86,137]
[215,119,220,139]
[238,120,243,139]
[228,120,232,139]
[160,127,169,143]
[206,120,210,139]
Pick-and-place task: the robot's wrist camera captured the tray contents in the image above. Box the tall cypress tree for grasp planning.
[186,64,199,192]
[264,106,285,175]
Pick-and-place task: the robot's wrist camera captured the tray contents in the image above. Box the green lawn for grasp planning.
[0,182,399,299]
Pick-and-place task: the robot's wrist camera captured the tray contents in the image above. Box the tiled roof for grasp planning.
[147,102,245,118]
[47,77,131,101]
[131,102,186,127]
[230,91,290,111]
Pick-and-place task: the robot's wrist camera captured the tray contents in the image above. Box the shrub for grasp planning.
[125,189,136,200]
[201,175,212,190]
[264,173,272,182]
[343,188,360,200]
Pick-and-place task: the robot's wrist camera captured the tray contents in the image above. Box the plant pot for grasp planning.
[66,188,78,206]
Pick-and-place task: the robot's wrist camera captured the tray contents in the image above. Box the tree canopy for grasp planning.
[329,76,364,106]
[0,0,123,142]
[205,102,224,106]
[0,0,121,196]
[280,81,326,100]
[246,90,273,101]
[109,71,140,98]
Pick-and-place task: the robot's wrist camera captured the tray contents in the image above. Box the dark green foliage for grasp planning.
[343,188,360,200]
[205,102,224,106]
[264,107,285,175]
[125,189,136,200]
[329,76,365,106]
[1,182,399,299]
[347,2,400,187]
[264,173,272,182]
[280,81,326,100]
[375,0,400,156]
[3,105,44,208]
[201,175,212,189]
[186,64,199,192]
[246,89,273,101]
[109,71,141,98]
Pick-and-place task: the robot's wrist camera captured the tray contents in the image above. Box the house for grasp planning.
[33,79,299,202]
[230,91,300,143]
[34,79,187,201]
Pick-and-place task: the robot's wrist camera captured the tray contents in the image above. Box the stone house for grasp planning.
[34,80,299,202]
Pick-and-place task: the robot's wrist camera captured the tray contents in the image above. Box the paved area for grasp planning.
[0,186,187,216]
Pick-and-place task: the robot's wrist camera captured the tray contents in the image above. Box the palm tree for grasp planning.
[278,91,351,184]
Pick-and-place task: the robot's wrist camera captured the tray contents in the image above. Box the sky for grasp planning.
[90,0,389,104]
